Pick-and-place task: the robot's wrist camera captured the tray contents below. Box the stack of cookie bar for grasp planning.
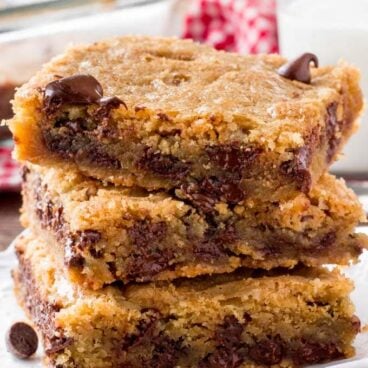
[8,36,367,367]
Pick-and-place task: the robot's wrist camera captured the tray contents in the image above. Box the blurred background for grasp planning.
[0,0,367,249]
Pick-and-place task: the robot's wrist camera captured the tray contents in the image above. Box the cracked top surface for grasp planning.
[12,36,362,129]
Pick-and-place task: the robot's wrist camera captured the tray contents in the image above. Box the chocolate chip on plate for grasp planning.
[6,322,38,359]
[278,53,319,84]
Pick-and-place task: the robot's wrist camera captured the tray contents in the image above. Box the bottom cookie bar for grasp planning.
[14,232,360,368]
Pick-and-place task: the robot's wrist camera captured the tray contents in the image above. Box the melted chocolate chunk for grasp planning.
[34,183,102,269]
[206,145,261,176]
[279,126,319,193]
[78,145,121,170]
[199,347,246,368]
[150,335,184,368]
[278,53,319,84]
[126,220,172,281]
[6,322,38,359]
[44,75,103,114]
[128,220,167,247]
[280,146,311,193]
[137,148,190,181]
[194,225,237,262]
[95,96,127,119]
[126,250,173,282]
[16,256,71,359]
[248,338,283,366]
[199,315,246,368]
[182,177,244,213]
[215,316,244,348]
[43,74,125,116]
[64,230,101,268]
[325,102,343,162]
[293,341,343,365]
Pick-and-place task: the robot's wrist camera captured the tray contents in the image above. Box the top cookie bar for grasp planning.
[9,36,363,202]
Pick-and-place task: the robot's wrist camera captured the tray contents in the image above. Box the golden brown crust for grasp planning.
[14,232,359,368]
[8,36,363,196]
[21,164,367,288]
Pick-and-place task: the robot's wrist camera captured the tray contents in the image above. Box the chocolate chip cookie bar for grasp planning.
[14,232,360,368]
[21,164,367,289]
[9,36,363,204]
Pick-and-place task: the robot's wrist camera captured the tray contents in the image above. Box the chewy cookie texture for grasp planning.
[9,36,363,205]
[21,164,367,289]
[14,232,360,368]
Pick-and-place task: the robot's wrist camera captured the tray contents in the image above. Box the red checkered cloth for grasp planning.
[183,0,278,54]
[0,140,21,191]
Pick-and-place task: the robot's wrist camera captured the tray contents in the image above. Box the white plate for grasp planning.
[1,230,368,368]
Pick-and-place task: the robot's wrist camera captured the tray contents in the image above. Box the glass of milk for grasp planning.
[277,0,368,176]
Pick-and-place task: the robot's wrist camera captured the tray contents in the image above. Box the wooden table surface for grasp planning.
[0,192,22,251]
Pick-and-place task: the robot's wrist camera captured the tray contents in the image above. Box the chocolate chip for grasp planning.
[43,74,125,116]
[293,341,343,365]
[248,339,283,366]
[278,53,319,84]
[182,177,244,213]
[137,148,190,181]
[94,96,127,119]
[6,322,38,359]
[44,75,103,114]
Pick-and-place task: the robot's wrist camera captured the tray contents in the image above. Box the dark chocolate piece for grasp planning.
[43,74,125,115]
[6,322,38,359]
[199,315,246,368]
[248,338,283,366]
[181,177,244,213]
[278,53,319,84]
[126,220,172,281]
[137,148,190,181]
[150,335,184,368]
[293,341,343,365]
